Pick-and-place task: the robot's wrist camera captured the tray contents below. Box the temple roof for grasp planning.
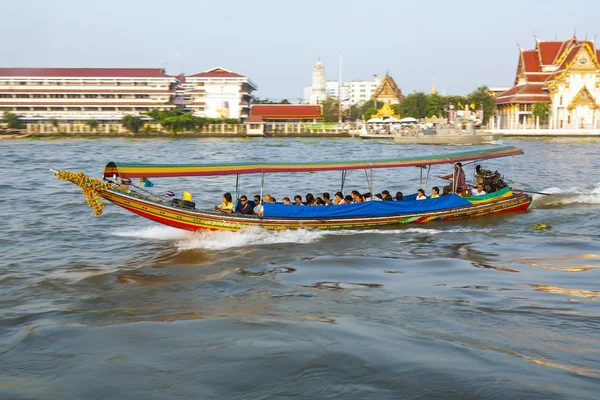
[496,84,550,104]
[371,73,404,103]
[498,37,599,105]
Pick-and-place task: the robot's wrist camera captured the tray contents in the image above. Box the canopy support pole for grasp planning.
[424,165,431,190]
[234,174,240,200]
[420,167,423,189]
[260,172,265,204]
[340,170,347,193]
[364,169,373,195]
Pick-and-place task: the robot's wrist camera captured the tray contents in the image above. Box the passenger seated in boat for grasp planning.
[315,197,325,206]
[294,195,303,205]
[254,194,271,216]
[431,187,440,198]
[283,197,292,205]
[322,192,332,205]
[215,192,234,213]
[416,189,427,200]
[334,192,345,205]
[271,197,277,203]
[252,195,260,208]
[384,194,393,201]
[395,191,403,201]
[363,192,372,202]
[471,184,486,196]
[237,195,254,215]
[374,193,383,201]
[351,191,362,203]
[382,190,390,199]
[441,163,467,195]
[305,193,315,206]
[344,195,353,204]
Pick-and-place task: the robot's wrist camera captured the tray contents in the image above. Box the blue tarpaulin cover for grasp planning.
[263,195,471,219]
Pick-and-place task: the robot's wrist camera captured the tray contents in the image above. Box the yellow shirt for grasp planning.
[431,194,440,198]
[217,201,233,211]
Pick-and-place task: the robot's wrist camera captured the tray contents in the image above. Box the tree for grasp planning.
[321,98,340,123]
[532,102,550,125]
[280,99,290,104]
[466,86,496,124]
[398,92,427,119]
[50,119,59,131]
[346,104,361,121]
[425,93,446,118]
[2,112,23,129]
[122,115,143,133]
[86,119,98,132]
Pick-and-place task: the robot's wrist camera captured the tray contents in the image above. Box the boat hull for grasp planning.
[101,189,532,232]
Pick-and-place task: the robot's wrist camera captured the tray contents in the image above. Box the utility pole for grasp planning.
[338,54,342,124]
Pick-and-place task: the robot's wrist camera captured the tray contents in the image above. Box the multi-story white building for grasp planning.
[309,59,327,105]
[184,67,257,121]
[304,75,381,105]
[0,68,177,122]
[347,77,382,105]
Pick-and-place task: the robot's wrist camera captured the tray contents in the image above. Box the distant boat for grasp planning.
[0,131,31,139]
[394,118,500,145]
[52,146,532,232]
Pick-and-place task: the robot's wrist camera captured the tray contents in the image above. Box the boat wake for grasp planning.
[112,225,483,251]
[531,183,600,208]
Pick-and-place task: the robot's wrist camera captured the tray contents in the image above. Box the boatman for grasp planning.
[440,163,467,195]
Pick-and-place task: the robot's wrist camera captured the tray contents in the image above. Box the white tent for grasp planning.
[367,117,384,123]
[399,117,418,123]
[383,117,401,123]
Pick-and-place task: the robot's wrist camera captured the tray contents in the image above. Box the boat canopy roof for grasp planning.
[104,145,523,179]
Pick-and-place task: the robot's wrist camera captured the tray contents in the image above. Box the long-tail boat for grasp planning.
[53,146,532,232]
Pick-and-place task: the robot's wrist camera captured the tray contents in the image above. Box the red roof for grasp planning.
[188,67,245,78]
[250,104,322,120]
[496,84,550,104]
[537,41,564,65]
[522,50,541,72]
[0,68,173,78]
[247,115,264,123]
[525,73,551,83]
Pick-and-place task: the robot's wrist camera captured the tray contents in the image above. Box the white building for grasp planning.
[0,67,177,122]
[184,67,257,121]
[347,77,382,105]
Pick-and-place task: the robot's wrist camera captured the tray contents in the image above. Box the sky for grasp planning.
[2,0,599,100]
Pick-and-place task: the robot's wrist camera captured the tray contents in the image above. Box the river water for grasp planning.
[1,137,599,399]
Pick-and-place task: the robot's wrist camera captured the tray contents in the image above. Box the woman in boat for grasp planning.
[305,193,315,206]
[333,192,345,205]
[395,191,403,201]
[294,195,303,205]
[283,197,292,205]
[215,192,234,213]
[416,189,427,200]
[431,187,440,198]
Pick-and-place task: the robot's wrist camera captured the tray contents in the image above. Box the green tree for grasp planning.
[398,92,427,119]
[466,86,496,124]
[280,99,290,104]
[360,99,382,120]
[425,93,446,118]
[346,104,361,121]
[532,102,550,125]
[2,112,23,129]
[321,98,340,123]
[86,119,98,132]
[122,115,143,133]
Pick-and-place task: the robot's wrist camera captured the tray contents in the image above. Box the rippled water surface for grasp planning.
[1,137,600,399]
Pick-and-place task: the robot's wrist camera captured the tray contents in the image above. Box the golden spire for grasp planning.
[431,74,436,95]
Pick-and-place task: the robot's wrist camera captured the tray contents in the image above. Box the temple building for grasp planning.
[496,37,600,129]
[0,68,177,123]
[184,67,257,121]
[371,72,404,104]
[308,58,327,104]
